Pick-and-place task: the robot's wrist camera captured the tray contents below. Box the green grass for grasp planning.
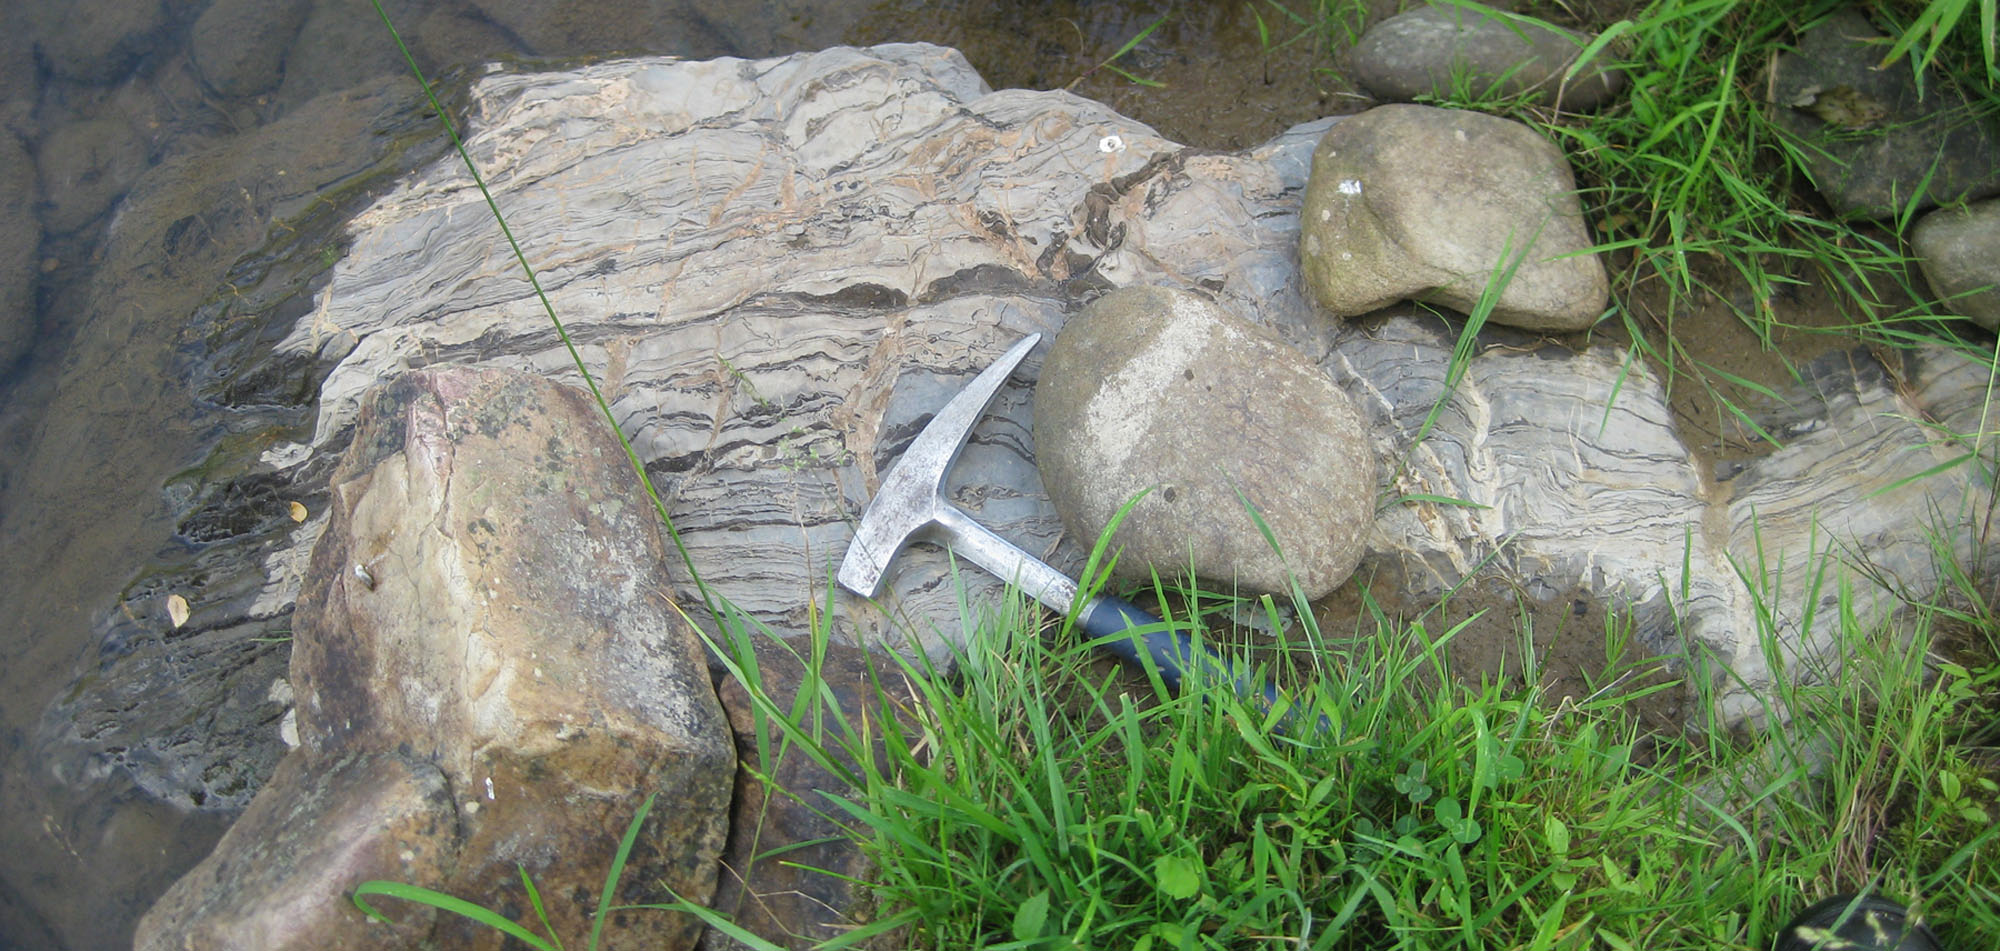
[1488,2,1992,358]
[688,537,1998,950]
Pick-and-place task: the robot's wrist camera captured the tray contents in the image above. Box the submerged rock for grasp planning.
[1299,104,1609,331]
[12,74,448,951]
[35,117,150,235]
[1913,198,2000,332]
[138,366,735,950]
[190,0,311,100]
[32,0,170,85]
[1351,4,1624,110]
[1771,8,2000,219]
[1034,285,1376,599]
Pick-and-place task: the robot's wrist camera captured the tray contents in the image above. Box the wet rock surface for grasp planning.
[1771,8,2000,219]
[1299,103,1609,332]
[6,74,449,951]
[62,43,2000,809]
[1034,286,1376,600]
[1350,4,1624,110]
[466,0,734,59]
[1913,198,2000,332]
[134,749,454,951]
[139,365,736,950]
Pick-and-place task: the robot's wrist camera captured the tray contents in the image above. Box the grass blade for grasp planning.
[351,881,560,951]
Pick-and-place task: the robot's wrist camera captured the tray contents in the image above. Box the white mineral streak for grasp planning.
[247,46,1993,719]
[1080,297,1238,475]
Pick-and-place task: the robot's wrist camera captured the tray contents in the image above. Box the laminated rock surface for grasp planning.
[53,43,2000,851]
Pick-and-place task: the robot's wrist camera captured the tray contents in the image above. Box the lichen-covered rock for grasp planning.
[1771,8,2000,219]
[139,366,735,951]
[1299,104,1608,332]
[1913,198,2000,332]
[1034,286,1376,599]
[1351,4,1624,110]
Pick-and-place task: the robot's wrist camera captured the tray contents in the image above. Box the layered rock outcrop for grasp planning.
[33,48,1997,951]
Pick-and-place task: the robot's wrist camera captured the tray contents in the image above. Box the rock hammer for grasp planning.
[838,333,1314,730]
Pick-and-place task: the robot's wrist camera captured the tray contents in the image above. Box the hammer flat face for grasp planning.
[837,334,1042,597]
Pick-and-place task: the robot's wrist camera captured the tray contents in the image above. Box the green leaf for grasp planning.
[1155,854,1204,901]
[1012,889,1051,942]
[1545,816,1571,856]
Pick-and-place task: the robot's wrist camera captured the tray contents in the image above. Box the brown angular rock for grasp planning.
[139,366,735,950]
[134,750,453,951]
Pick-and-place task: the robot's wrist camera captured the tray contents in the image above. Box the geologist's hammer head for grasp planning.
[836,333,1041,597]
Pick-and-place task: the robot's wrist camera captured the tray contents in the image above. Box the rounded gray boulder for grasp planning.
[1300,104,1608,332]
[1034,286,1377,600]
[1912,198,2000,332]
[1352,4,1625,111]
